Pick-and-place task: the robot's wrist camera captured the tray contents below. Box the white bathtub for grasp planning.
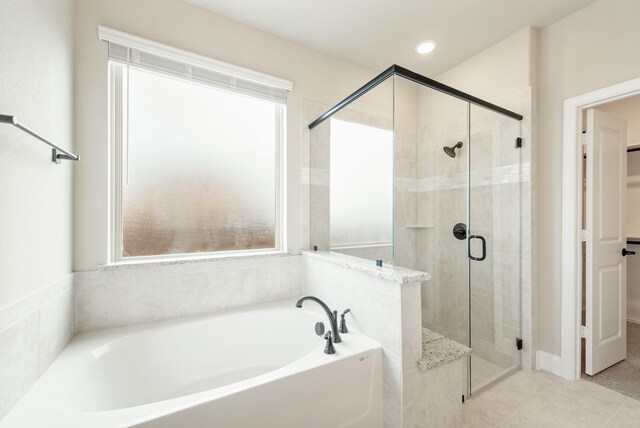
[1,300,383,428]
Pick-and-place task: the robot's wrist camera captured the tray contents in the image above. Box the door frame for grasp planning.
[559,77,640,380]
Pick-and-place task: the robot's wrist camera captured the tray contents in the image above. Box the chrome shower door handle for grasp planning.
[468,235,487,261]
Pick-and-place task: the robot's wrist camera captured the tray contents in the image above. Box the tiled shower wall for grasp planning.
[393,77,420,271]
[415,89,469,347]
[416,88,534,371]
[368,81,534,373]
[303,83,535,371]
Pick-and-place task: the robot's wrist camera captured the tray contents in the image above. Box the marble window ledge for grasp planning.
[301,250,430,285]
[418,327,472,371]
[98,250,291,271]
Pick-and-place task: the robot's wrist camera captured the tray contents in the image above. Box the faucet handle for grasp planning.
[324,331,336,354]
[315,322,325,336]
[339,309,351,334]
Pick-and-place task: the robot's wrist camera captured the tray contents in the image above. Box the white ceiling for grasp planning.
[185,0,596,76]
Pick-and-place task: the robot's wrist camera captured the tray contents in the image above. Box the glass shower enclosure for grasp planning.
[307,65,524,397]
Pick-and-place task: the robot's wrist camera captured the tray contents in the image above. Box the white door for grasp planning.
[585,108,628,375]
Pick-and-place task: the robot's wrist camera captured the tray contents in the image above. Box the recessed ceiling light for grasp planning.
[415,40,437,55]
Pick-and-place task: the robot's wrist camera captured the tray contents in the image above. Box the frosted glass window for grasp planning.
[116,66,282,258]
[330,119,393,247]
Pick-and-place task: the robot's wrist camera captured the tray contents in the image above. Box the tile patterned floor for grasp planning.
[462,369,640,427]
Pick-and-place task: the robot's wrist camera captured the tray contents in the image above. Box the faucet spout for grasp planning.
[295,296,342,343]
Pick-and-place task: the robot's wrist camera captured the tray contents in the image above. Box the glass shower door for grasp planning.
[389,73,524,397]
[468,104,523,394]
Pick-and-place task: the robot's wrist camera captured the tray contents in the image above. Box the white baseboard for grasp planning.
[537,320,638,380]
[536,350,564,377]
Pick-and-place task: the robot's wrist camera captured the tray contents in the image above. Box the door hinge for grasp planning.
[580,230,592,242]
[515,137,522,148]
[462,395,465,403]
[516,337,523,350]
[580,325,591,339]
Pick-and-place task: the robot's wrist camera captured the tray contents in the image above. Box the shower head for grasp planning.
[443,146,456,158]
[443,141,463,158]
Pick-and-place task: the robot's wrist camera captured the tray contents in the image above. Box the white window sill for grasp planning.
[101,250,290,270]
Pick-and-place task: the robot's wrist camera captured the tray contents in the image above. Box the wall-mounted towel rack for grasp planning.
[0,114,79,163]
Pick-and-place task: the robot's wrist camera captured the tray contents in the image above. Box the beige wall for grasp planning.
[0,0,74,309]
[435,27,537,104]
[74,0,376,270]
[537,0,640,355]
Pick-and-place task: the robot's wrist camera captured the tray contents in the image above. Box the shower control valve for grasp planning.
[453,223,467,240]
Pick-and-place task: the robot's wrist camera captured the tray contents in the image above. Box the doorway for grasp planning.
[579,95,640,398]
[554,79,640,379]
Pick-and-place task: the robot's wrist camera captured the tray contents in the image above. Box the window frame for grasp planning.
[108,63,287,264]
